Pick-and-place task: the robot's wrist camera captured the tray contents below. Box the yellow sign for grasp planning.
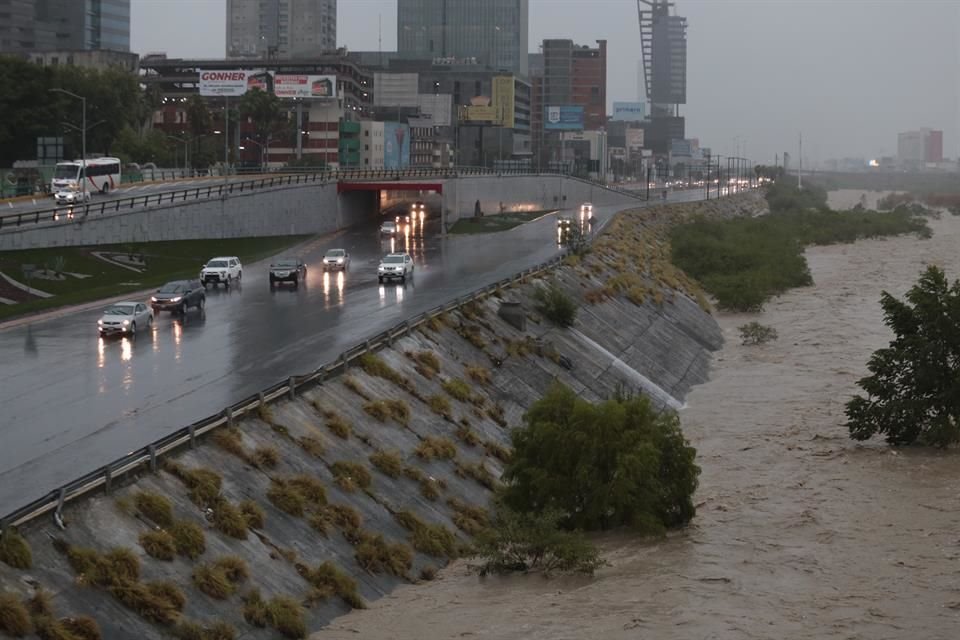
[492,76,515,128]
[460,105,497,122]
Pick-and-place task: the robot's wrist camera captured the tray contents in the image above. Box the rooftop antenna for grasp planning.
[378,14,382,66]
[798,132,803,189]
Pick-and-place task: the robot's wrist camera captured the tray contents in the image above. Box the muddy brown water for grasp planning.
[315,198,960,640]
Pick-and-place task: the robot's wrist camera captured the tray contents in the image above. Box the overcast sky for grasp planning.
[131,0,960,164]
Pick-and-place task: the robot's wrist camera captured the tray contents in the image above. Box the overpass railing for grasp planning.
[0,167,567,231]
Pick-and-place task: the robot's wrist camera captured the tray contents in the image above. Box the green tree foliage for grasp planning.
[0,55,141,165]
[239,88,286,146]
[501,382,700,533]
[738,321,778,345]
[185,96,213,140]
[765,181,829,213]
[533,283,578,327]
[112,126,174,166]
[846,266,960,447]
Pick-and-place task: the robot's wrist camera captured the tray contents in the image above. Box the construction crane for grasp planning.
[636,0,675,104]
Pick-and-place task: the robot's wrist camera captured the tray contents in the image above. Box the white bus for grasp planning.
[51,157,122,195]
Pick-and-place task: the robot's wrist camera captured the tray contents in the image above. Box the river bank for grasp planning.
[314,199,960,639]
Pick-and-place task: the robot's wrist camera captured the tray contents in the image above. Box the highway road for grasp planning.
[0,189,706,515]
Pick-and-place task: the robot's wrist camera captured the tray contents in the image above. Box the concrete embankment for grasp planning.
[0,193,764,638]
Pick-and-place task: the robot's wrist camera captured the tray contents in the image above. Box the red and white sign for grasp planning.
[199,70,252,97]
[274,74,337,99]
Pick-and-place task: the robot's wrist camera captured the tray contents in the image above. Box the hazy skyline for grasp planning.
[131,0,960,165]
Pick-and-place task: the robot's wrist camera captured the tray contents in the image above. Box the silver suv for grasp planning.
[377,252,414,283]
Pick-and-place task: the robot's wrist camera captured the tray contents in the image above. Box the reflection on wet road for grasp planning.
[0,191,704,513]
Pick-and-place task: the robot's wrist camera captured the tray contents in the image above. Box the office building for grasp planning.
[540,39,607,131]
[397,0,529,77]
[227,0,337,59]
[638,0,687,153]
[898,128,943,167]
[0,0,130,53]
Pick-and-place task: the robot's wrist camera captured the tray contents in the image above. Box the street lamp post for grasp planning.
[166,134,189,172]
[50,88,86,202]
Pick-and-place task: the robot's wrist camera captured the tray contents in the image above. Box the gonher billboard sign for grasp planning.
[198,70,274,97]
[544,105,584,130]
[274,75,337,99]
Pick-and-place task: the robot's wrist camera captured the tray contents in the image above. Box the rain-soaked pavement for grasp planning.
[0,190,704,515]
[315,194,960,640]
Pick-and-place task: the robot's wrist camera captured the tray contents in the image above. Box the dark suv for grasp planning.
[151,279,206,315]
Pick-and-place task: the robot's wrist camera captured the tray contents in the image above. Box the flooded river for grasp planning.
[316,196,960,640]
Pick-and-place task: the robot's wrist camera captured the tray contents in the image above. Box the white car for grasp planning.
[98,301,152,337]
[322,248,350,271]
[378,252,414,283]
[380,220,398,236]
[55,189,91,205]
[201,256,242,288]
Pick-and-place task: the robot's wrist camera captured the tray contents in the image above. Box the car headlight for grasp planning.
[150,296,157,302]
[122,320,130,326]
[97,319,103,325]
[337,258,343,263]
[170,296,182,303]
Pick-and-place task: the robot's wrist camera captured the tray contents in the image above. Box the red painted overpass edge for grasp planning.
[337,181,443,194]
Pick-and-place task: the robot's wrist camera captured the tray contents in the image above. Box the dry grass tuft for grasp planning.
[483,440,512,463]
[447,498,490,535]
[419,478,441,501]
[164,462,222,508]
[464,365,492,386]
[486,404,507,427]
[410,350,441,378]
[268,476,327,517]
[211,501,248,540]
[0,591,33,637]
[441,378,473,403]
[297,435,325,458]
[456,324,487,349]
[324,412,352,439]
[331,461,373,492]
[212,428,246,459]
[369,450,404,478]
[242,590,305,639]
[256,403,274,424]
[60,616,103,640]
[415,436,458,461]
[342,375,371,400]
[364,399,410,426]
[455,425,481,447]
[456,460,498,490]
[0,529,32,570]
[298,561,366,610]
[359,353,407,387]
[192,556,249,600]
[427,394,451,417]
[133,492,175,528]
[251,446,280,469]
[394,511,459,559]
[139,530,176,561]
[169,520,206,559]
[354,532,413,577]
[173,619,236,640]
[239,500,265,529]
[419,565,438,581]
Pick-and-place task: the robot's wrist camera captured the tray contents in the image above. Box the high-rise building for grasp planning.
[226,0,337,59]
[638,0,687,153]
[0,0,131,53]
[397,0,529,77]
[540,39,607,131]
[898,128,943,166]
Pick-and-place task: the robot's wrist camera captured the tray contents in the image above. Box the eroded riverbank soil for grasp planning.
[316,208,960,640]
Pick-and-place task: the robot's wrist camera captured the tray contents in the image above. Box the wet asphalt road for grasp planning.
[0,189,705,514]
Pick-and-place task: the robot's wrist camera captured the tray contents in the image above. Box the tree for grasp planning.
[185,95,212,139]
[239,87,285,145]
[501,382,700,533]
[846,266,960,447]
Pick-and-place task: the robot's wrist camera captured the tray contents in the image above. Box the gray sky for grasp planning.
[132,0,960,165]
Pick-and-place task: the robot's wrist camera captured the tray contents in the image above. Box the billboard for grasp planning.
[544,105,584,130]
[612,101,646,122]
[198,69,274,97]
[460,104,497,123]
[625,128,644,151]
[492,76,515,128]
[383,122,410,168]
[274,75,337,99]
[417,94,452,126]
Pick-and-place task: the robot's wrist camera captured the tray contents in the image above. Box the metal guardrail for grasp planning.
[0,253,570,531]
[0,167,567,230]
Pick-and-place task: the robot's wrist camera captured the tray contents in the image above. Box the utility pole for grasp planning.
[296,99,303,160]
[224,96,230,183]
[50,88,86,202]
[798,132,803,190]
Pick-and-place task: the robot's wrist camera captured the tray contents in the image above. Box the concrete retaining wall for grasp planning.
[0,176,641,250]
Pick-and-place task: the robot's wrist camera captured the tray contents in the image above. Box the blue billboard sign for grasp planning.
[544,105,584,131]
[383,122,410,168]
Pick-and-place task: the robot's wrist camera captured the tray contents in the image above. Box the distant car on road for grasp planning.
[269,257,307,287]
[201,256,242,287]
[322,248,350,271]
[380,220,398,236]
[151,279,206,315]
[55,189,91,205]
[98,301,152,337]
[378,252,414,283]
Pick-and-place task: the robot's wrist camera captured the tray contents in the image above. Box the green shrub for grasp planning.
[298,561,366,610]
[331,461,373,492]
[0,591,33,637]
[169,520,206,559]
[354,532,413,576]
[394,511,459,558]
[415,436,458,461]
[133,492,175,528]
[369,450,404,478]
[442,378,473,403]
[239,500,265,529]
[472,508,603,576]
[533,283,578,327]
[739,321,779,345]
[139,530,176,561]
[502,382,699,533]
[0,529,32,570]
